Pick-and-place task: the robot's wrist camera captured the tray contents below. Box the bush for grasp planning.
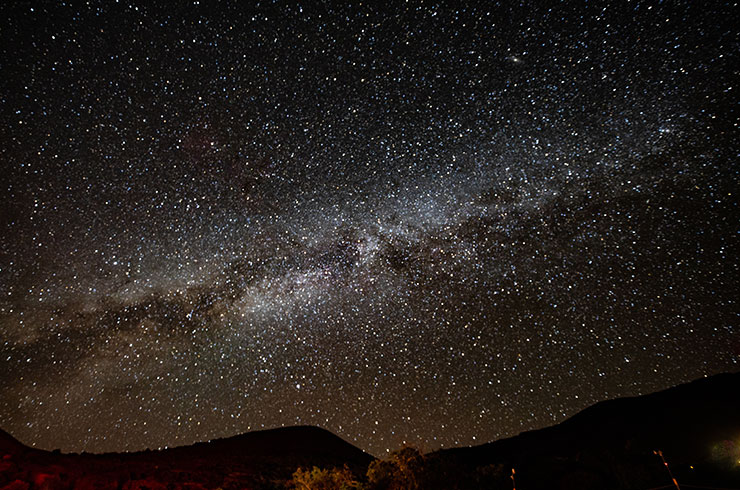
[287,465,361,490]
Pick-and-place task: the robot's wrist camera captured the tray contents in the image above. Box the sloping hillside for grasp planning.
[0,425,373,490]
[433,372,740,489]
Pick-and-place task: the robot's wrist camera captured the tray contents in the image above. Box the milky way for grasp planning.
[1,2,737,456]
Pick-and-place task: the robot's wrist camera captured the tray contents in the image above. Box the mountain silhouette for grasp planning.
[432,371,740,489]
[0,373,738,489]
[0,425,372,490]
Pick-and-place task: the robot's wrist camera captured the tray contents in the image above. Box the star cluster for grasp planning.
[0,1,737,456]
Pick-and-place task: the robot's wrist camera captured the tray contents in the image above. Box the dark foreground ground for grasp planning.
[1,372,739,490]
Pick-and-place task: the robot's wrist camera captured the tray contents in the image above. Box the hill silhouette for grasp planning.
[0,426,372,490]
[431,371,740,489]
[0,373,738,489]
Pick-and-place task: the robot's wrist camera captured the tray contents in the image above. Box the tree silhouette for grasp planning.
[365,446,425,490]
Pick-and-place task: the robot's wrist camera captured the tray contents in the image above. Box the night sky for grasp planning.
[1,1,737,457]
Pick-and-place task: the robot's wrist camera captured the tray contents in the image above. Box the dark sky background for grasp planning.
[0,1,737,456]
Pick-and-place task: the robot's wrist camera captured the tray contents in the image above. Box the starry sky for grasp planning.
[0,1,738,457]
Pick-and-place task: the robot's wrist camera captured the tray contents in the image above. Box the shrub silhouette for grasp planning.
[288,446,514,489]
[287,465,361,490]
